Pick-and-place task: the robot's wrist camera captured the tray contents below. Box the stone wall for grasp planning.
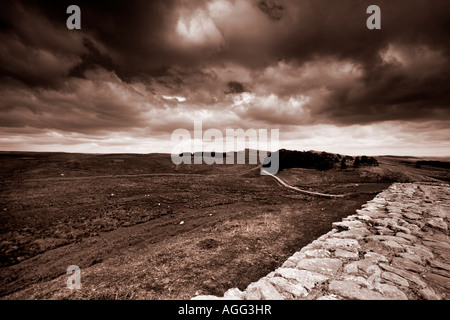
[192,183,450,300]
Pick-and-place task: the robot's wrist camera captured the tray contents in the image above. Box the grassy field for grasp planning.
[0,151,448,299]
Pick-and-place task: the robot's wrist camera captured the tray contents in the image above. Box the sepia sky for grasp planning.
[1,0,449,156]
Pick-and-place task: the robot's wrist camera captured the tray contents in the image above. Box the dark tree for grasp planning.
[340,158,347,169]
[353,156,361,168]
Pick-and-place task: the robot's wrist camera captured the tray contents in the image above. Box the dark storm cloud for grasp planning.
[0,0,450,141]
[0,69,154,134]
[1,0,180,82]
[257,0,284,21]
[225,81,246,94]
[316,57,450,125]
[69,38,115,78]
[0,1,85,87]
[4,0,450,76]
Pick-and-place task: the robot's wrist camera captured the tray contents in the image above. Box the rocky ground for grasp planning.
[193,182,450,300]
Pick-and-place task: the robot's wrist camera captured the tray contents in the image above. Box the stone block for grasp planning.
[223,288,244,300]
[381,271,409,287]
[332,220,365,231]
[322,238,361,253]
[303,249,331,258]
[268,277,308,299]
[377,283,408,300]
[426,218,447,232]
[379,263,428,288]
[296,258,343,276]
[391,257,425,273]
[274,268,329,291]
[329,280,385,300]
[245,279,284,300]
[335,249,359,259]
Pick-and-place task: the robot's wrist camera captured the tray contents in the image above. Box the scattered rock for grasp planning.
[192,295,223,300]
[281,254,305,268]
[250,279,284,300]
[362,211,389,219]
[244,282,262,300]
[307,239,326,250]
[427,207,447,219]
[422,239,450,254]
[381,271,409,287]
[343,262,359,274]
[379,263,428,289]
[426,218,447,232]
[296,258,343,276]
[375,226,395,235]
[429,259,450,272]
[397,252,425,266]
[395,232,418,243]
[430,267,450,278]
[404,223,423,236]
[382,240,404,253]
[330,228,371,240]
[391,257,426,273]
[368,235,410,245]
[364,239,390,255]
[377,283,408,300]
[322,238,360,253]
[281,259,297,268]
[345,258,381,274]
[335,249,359,259]
[388,223,412,235]
[316,294,341,300]
[418,287,442,300]
[403,244,435,261]
[268,277,308,299]
[291,251,307,260]
[303,249,331,258]
[373,219,389,228]
[274,268,328,291]
[348,214,372,222]
[342,275,370,287]
[329,280,386,300]
[364,252,389,264]
[223,288,244,300]
[423,233,448,243]
[402,212,422,220]
[332,220,364,231]
[423,273,450,290]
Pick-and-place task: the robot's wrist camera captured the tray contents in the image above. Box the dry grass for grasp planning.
[211,212,282,235]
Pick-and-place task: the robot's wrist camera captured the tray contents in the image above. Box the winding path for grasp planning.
[261,169,346,198]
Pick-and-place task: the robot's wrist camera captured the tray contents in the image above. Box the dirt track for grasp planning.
[262,169,346,198]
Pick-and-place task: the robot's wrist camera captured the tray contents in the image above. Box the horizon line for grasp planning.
[1,149,449,159]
